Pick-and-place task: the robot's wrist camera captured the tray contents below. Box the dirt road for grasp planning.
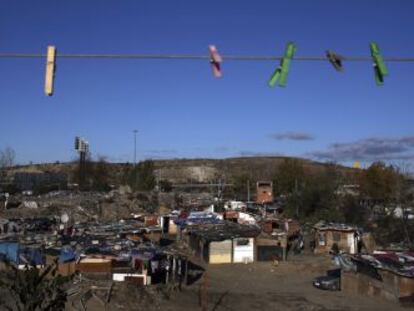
[70,254,410,310]
[159,255,409,311]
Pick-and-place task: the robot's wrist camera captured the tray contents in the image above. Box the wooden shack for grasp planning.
[313,224,358,254]
[342,270,414,302]
[256,233,287,261]
[261,218,301,237]
[184,222,260,264]
[76,258,112,274]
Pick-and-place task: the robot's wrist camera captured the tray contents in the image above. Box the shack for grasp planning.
[183,222,260,264]
[160,214,178,235]
[313,222,358,254]
[261,217,301,237]
[341,251,414,303]
[259,217,301,260]
[256,232,287,261]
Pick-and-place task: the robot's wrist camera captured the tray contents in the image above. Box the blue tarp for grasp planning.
[130,248,157,261]
[175,212,223,228]
[175,217,222,228]
[0,242,19,263]
[19,247,44,266]
[59,246,77,263]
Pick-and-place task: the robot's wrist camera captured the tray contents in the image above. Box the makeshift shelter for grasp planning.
[313,222,358,254]
[18,247,45,267]
[59,246,77,263]
[256,232,287,261]
[183,222,260,264]
[0,242,19,263]
[341,251,414,302]
[160,215,178,235]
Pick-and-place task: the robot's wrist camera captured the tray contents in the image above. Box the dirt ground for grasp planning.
[75,254,410,311]
[190,255,408,311]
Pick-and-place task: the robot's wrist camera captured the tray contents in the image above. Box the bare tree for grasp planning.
[0,260,71,311]
[0,147,15,168]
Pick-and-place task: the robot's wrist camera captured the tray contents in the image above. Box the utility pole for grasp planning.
[79,150,85,188]
[133,130,138,189]
[247,180,250,202]
[133,130,138,167]
[295,178,299,218]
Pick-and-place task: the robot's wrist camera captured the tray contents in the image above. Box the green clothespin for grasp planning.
[370,42,388,86]
[268,42,296,87]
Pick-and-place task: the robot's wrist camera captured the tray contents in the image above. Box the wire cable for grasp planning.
[0,52,413,62]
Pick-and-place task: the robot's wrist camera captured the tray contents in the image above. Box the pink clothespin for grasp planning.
[208,45,222,78]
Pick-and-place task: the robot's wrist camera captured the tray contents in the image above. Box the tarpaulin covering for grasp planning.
[130,248,157,261]
[0,242,19,263]
[19,247,44,266]
[59,246,77,263]
[175,212,223,228]
[356,252,414,278]
[334,254,357,272]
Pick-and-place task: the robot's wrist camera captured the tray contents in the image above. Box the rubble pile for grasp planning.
[1,188,160,223]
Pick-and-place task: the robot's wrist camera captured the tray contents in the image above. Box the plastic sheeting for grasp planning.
[175,212,223,228]
[0,242,19,263]
[59,246,77,263]
[19,247,44,266]
[334,254,357,272]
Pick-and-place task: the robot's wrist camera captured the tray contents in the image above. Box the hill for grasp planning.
[6,156,355,185]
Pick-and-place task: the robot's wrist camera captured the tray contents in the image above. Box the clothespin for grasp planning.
[44,45,56,96]
[208,45,222,78]
[326,50,343,71]
[370,42,388,86]
[268,42,296,87]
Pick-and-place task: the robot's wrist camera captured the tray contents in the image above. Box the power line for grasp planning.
[0,52,414,62]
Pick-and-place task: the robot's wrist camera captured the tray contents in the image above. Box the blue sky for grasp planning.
[1,0,414,167]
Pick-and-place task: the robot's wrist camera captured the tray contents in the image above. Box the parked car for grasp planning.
[312,269,341,291]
